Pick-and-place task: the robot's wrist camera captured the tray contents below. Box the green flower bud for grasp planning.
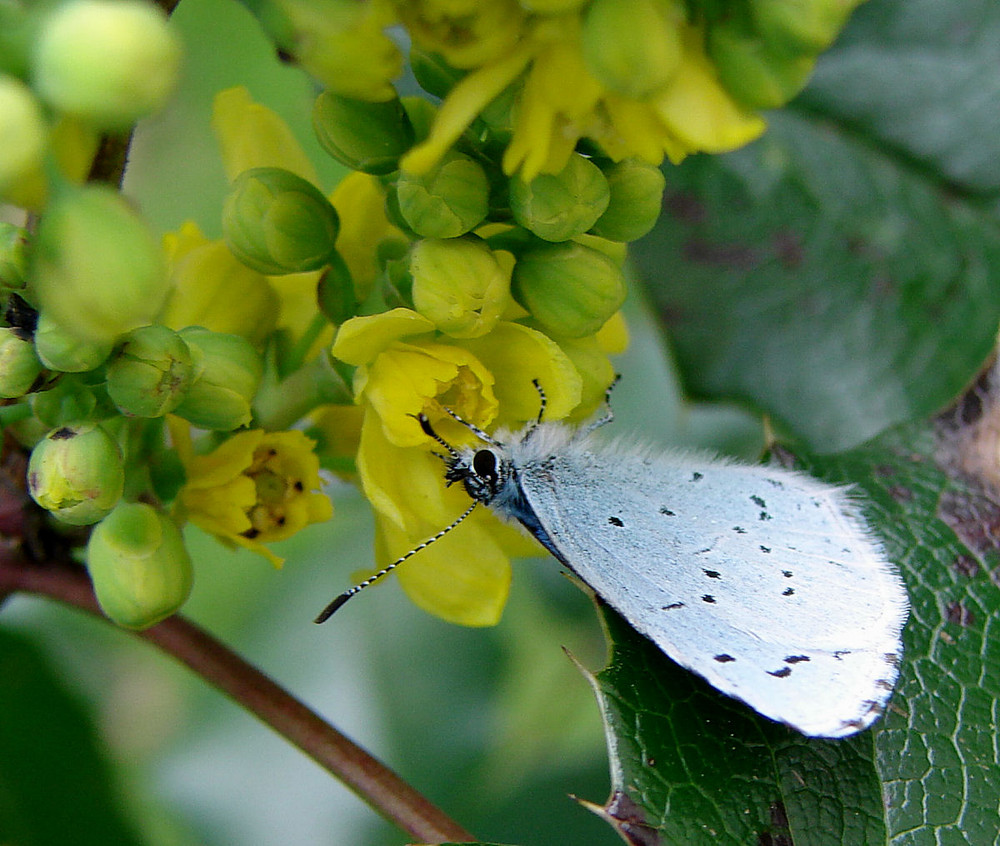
[171,327,261,430]
[223,167,340,275]
[511,242,626,338]
[106,324,193,417]
[34,311,113,372]
[86,502,192,629]
[751,0,859,55]
[317,250,358,325]
[590,159,666,242]
[0,326,44,397]
[31,380,98,429]
[580,0,683,99]
[313,90,415,175]
[396,152,490,239]
[29,184,169,345]
[0,75,46,197]
[0,222,28,291]
[28,422,124,525]
[509,154,610,243]
[409,49,465,100]
[32,0,181,130]
[708,19,814,110]
[411,237,510,338]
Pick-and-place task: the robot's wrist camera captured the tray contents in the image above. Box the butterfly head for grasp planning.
[445,446,511,505]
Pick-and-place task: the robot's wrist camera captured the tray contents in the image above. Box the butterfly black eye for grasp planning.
[473,449,498,479]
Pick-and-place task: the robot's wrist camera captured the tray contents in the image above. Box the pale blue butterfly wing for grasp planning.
[486,425,908,738]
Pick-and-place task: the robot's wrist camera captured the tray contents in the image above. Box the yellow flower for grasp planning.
[402,8,766,181]
[161,222,281,346]
[174,421,333,567]
[395,0,526,69]
[332,307,587,624]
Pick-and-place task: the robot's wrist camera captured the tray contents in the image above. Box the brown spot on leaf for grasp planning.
[758,801,793,846]
[888,484,913,503]
[682,238,759,270]
[945,600,976,627]
[952,554,980,578]
[773,230,804,269]
[663,191,706,226]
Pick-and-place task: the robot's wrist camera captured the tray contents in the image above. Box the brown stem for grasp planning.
[0,560,476,844]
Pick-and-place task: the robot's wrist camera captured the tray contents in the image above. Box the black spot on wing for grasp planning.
[608,516,624,527]
[768,667,792,678]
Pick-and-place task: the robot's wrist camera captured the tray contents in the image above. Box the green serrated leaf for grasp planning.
[582,394,1000,844]
[632,109,1000,453]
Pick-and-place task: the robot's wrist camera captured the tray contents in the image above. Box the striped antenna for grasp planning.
[314,501,479,623]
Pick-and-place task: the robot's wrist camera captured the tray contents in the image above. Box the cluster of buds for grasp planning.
[0,0,865,630]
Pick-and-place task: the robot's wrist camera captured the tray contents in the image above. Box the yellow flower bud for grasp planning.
[0,75,46,198]
[511,242,626,338]
[590,158,666,242]
[34,311,113,373]
[751,0,862,55]
[106,324,194,417]
[0,327,44,397]
[223,167,340,275]
[410,237,511,338]
[28,422,124,525]
[86,502,192,629]
[396,152,490,238]
[313,90,415,174]
[172,327,261,430]
[32,0,181,130]
[707,18,815,110]
[29,185,169,345]
[509,153,610,242]
[0,222,28,291]
[581,0,684,99]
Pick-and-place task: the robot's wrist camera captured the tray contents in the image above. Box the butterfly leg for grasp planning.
[580,373,621,435]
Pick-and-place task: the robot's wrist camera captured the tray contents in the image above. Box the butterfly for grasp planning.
[317,381,908,738]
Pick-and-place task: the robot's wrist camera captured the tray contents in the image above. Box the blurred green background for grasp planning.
[1,1,761,844]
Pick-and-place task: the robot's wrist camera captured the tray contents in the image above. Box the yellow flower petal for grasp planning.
[329,171,403,301]
[332,308,436,366]
[401,40,534,175]
[178,428,332,567]
[458,322,581,425]
[161,236,280,345]
[651,26,767,156]
[380,510,512,626]
[212,86,318,184]
[363,340,498,446]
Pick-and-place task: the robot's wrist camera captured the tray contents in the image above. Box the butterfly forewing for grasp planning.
[509,440,907,738]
